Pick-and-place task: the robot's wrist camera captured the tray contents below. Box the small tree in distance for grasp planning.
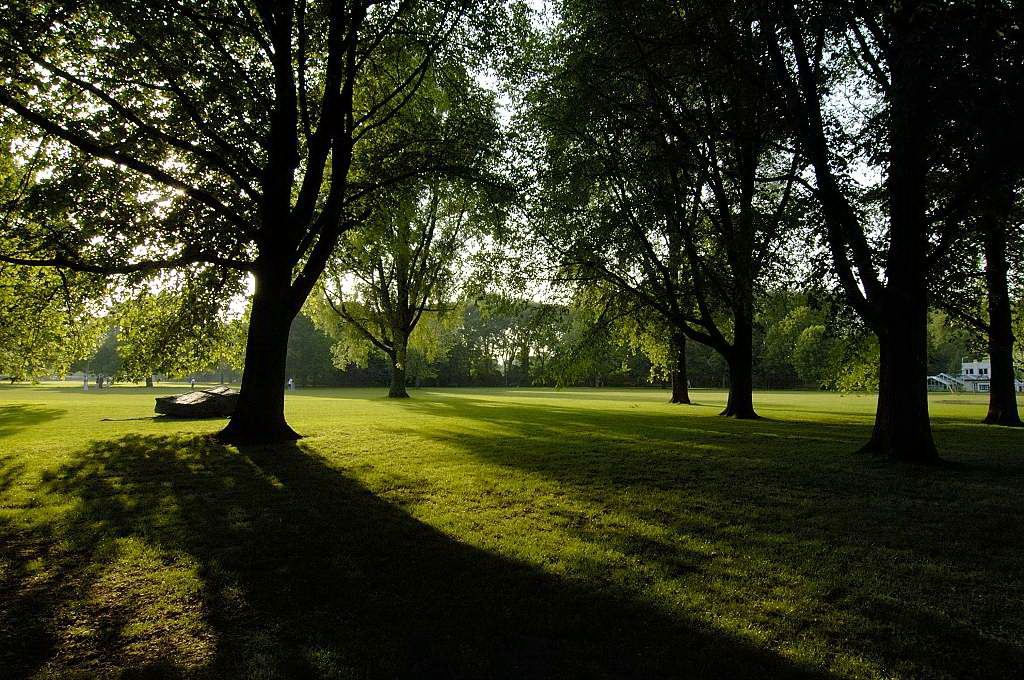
[315,179,496,398]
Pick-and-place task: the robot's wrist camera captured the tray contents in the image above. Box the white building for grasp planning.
[960,359,992,392]
[958,359,1024,393]
[927,358,1024,393]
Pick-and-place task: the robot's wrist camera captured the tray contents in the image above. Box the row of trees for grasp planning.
[1,1,1021,462]
[71,287,958,394]
[505,0,1024,462]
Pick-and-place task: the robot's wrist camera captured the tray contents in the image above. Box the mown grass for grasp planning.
[1,385,1022,678]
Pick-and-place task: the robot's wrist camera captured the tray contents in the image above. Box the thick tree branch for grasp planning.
[0,89,251,233]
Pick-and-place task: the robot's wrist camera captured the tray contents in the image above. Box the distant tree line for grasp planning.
[62,288,986,397]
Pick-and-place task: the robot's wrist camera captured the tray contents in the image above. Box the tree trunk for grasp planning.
[772,3,940,461]
[721,353,756,418]
[968,0,1021,426]
[389,336,410,398]
[720,315,756,418]
[218,269,300,445]
[865,59,937,460]
[145,375,153,388]
[521,343,530,387]
[669,332,690,404]
[983,215,1022,426]
[857,15,939,463]
[862,302,937,461]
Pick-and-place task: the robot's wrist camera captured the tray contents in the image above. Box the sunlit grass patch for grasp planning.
[1,385,1021,678]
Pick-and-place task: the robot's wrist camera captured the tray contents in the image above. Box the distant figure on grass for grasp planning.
[287,378,295,391]
[190,377,196,390]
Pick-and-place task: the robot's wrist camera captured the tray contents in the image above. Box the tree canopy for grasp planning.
[0,0,507,441]
[0,0,1021,460]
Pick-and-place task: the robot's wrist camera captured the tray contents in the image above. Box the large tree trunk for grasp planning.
[218,269,299,445]
[969,0,1021,426]
[389,336,410,398]
[145,375,153,388]
[771,2,941,461]
[858,11,938,463]
[860,80,937,460]
[669,332,690,404]
[863,302,937,461]
[721,353,756,418]
[983,216,1022,426]
[720,315,756,418]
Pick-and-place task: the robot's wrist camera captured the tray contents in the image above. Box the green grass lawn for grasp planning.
[1,385,1022,678]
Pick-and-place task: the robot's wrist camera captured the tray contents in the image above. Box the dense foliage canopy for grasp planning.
[0,0,1021,458]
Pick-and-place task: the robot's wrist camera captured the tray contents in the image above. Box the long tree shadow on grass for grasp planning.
[377,395,1024,677]
[390,392,1024,472]
[3,433,826,679]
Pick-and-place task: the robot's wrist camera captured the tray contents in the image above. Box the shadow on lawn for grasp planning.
[396,391,1024,456]
[2,434,826,679]
[0,403,66,438]
[378,395,1024,677]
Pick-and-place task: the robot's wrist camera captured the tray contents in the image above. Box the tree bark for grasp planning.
[389,335,410,398]
[145,375,153,388]
[862,299,937,461]
[721,354,756,418]
[669,332,690,404]
[720,314,757,418]
[218,268,300,445]
[983,216,1022,425]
